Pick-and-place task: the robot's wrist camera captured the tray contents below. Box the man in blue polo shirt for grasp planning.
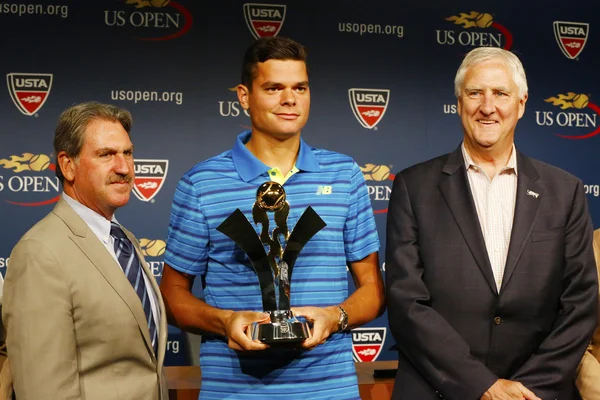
[160,36,385,399]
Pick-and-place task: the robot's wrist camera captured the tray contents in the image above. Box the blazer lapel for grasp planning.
[501,152,543,289]
[52,198,153,350]
[439,147,498,294]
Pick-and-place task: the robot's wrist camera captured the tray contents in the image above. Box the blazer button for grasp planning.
[493,316,502,325]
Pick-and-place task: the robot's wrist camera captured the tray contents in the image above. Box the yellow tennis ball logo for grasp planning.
[28,154,51,171]
[475,13,493,28]
[140,239,166,257]
[360,164,392,181]
[370,165,391,181]
[572,94,589,109]
[151,0,170,7]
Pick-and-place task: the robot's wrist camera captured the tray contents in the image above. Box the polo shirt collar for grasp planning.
[232,130,320,182]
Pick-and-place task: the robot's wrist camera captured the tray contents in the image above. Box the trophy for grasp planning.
[217,181,326,344]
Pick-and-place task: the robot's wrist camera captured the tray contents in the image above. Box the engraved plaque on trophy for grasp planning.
[217,181,326,344]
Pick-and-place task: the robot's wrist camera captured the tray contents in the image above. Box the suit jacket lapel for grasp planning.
[439,147,498,294]
[52,198,153,351]
[501,152,543,289]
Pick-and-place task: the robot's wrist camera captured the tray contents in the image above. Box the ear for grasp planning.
[237,84,250,110]
[57,151,76,182]
[457,97,462,116]
[518,93,528,119]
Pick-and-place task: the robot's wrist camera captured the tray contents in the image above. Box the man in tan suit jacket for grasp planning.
[2,102,168,400]
[577,228,600,399]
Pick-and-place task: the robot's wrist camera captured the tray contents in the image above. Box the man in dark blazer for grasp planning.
[386,47,598,400]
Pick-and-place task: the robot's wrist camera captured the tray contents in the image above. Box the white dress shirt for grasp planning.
[462,143,518,292]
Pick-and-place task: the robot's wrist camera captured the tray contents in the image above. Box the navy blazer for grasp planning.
[385,146,598,400]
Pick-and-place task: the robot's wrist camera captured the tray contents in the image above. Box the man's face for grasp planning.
[457,60,527,151]
[238,59,310,140]
[63,119,134,219]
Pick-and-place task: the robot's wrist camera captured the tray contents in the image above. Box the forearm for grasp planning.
[340,252,385,329]
[340,281,385,329]
[162,284,233,337]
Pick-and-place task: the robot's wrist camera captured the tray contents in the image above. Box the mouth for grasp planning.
[477,119,498,125]
[275,113,299,120]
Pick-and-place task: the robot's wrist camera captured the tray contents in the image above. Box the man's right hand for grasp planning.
[224,310,270,351]
[480,379,541,400]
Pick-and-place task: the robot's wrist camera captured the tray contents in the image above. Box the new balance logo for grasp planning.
[316,185,332,195]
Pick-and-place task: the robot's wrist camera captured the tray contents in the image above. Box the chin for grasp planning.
[109,194,131,208]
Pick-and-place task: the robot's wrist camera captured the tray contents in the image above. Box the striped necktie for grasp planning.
[110,222,157,350]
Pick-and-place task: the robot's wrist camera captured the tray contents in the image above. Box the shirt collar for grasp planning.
[62,192,117,244]
[461,142,518,175]
[231,130,320,182]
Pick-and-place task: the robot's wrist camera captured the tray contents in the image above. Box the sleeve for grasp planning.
[343,162,380,262]
[511,179,598,396]
[2,239,82,399]
[385,172,497,400]
[163,174,209,276]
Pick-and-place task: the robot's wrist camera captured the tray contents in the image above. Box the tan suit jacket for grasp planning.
[2,198,169,400]
[577,228,600,399]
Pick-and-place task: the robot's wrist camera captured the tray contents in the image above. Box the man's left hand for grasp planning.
[291,306,339,349]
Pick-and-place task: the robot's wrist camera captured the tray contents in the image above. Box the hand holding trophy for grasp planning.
[217,181,326,344]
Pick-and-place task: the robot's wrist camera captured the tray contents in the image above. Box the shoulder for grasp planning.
[311,147,359,173]
[178,150,234,187]
[397,153,451,187]
[311,147,356,169]
[15,211,65,247]
[525,156,582,184]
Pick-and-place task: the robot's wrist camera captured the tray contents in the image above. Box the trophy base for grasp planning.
[251,310,311,344]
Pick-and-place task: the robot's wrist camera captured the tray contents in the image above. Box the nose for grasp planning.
[479,93,495,115]
[113,153,131,175]
[280,88,296,106]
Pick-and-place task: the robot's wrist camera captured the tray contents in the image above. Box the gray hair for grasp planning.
[454,47,528,99]
[54,101,132,182]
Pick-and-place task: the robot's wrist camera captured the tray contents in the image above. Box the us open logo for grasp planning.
[243,3,286,39]
[352,327,386,362]
[7,73,53,116]
[553,21,589,59]
[437,11,513,50]
[0,152,60,206]
[348,89,390,129]
[133,159,168,202]
[536,92,599,139]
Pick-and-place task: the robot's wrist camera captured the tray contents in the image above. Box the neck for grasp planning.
[245,131,300,176]
[464,141,513,179]
[63,184,114,221]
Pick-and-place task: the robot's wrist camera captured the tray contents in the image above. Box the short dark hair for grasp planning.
[241,36,308,89]
[54,101,132,182]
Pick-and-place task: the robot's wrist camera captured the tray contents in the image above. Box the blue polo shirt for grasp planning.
[165,131,379,399]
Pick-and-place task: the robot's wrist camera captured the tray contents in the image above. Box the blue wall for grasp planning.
[1,0,599,365]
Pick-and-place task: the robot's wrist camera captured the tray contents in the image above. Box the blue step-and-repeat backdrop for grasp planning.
[1,0,599,366]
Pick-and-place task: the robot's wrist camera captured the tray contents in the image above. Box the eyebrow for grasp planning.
[464,86,511,92]
[95,145,134,155]
[261,80,309,88]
